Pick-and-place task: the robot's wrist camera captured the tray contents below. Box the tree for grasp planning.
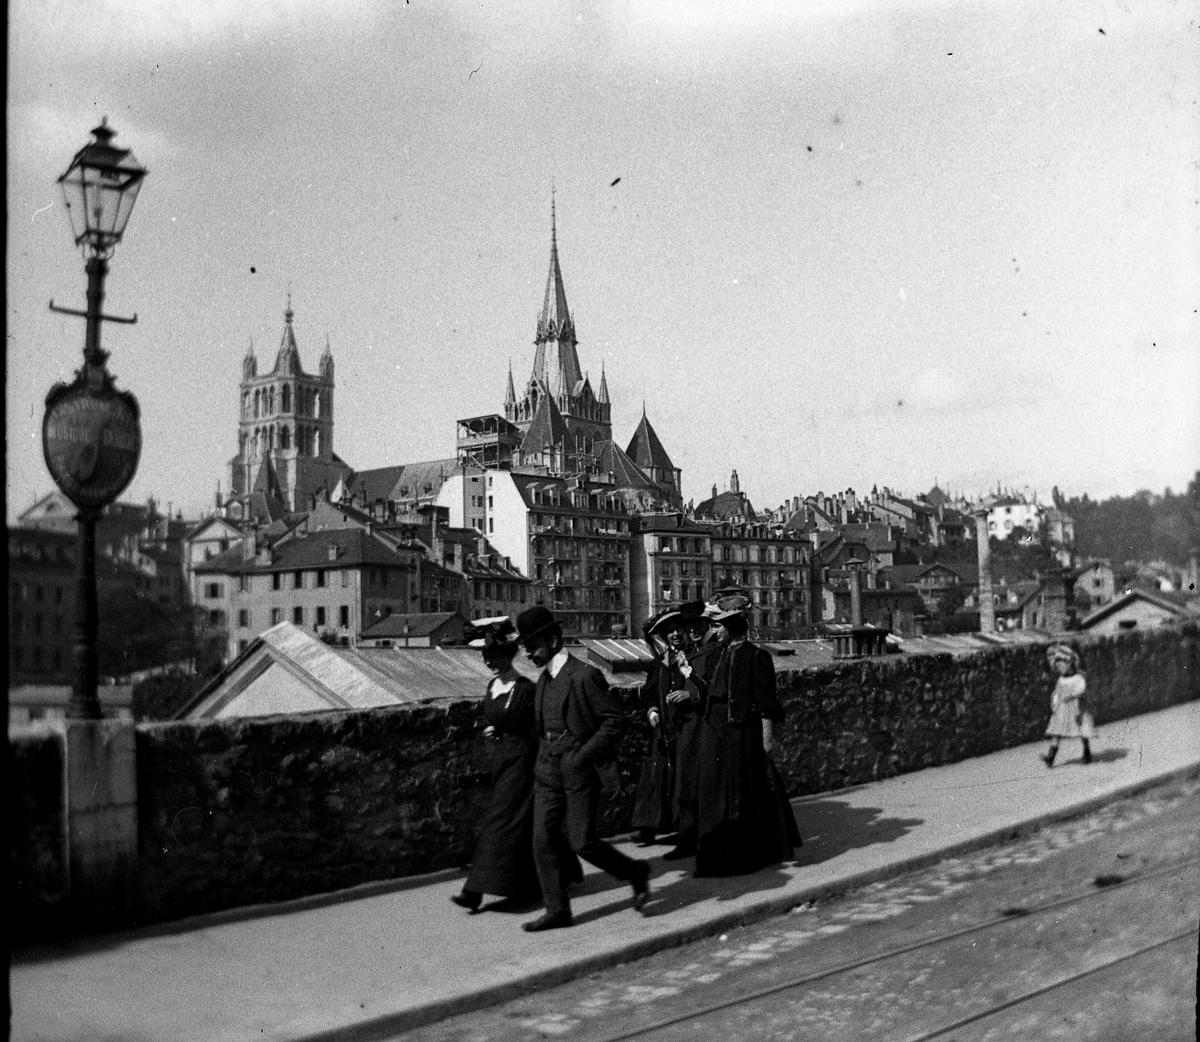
[96,589,224,680]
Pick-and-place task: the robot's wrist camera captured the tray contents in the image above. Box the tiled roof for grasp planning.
[520,391,572,454]
[360,612,462,639]
[1080,588,1189,628]
[343,459,456,505]
[596,440,657,490]
[194,526,418,574]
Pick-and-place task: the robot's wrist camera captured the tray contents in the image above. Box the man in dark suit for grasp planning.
[517,606,651,931]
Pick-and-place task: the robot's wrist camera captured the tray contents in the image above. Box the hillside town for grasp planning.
[10,212,1199,723]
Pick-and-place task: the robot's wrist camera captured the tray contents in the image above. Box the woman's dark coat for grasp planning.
[630,652,691,832]
[464,675,541,898]
[694,639,800,877]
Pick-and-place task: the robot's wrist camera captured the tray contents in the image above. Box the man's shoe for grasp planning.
[661,845,696,861]
[450,889,482,912]
[522,911,573,932]
[631,863,651,913]
[636,829,657,847]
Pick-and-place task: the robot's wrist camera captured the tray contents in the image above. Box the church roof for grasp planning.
[596,441,658,490]
[626,411,676,473]
[272,300,307,376]
[520,389,572,454]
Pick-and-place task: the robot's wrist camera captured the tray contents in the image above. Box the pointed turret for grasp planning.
[626,411,677,475]
[504,362,516,407]
[597,362,610,405]
[243,338,257,379]
[273,296,305,376]
[626,410,682,509]
[319,333,334,380]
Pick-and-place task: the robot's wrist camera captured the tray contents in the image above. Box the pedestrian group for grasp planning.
[451,596,801,931]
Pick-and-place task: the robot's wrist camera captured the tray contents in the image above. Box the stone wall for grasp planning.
[9,728,69,941]
[11,624,1199,939]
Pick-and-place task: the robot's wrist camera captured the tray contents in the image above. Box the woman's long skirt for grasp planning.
[464,736,541,898]
[694,713,798,877]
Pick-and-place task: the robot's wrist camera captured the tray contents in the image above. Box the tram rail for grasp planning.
[587,855,1200,1042]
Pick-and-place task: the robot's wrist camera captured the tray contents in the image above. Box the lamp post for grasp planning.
[42,119,147,720]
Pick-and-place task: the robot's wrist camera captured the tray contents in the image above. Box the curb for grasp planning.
[291,759,1200,1042]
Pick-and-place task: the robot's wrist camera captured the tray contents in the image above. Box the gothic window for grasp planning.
[268,387,276,414]
[282,384,291,413]
[313,429,321,456]
[242,392,250,418]
[313,391,321,418]
[254,390,261,418]
[280,426,290,450]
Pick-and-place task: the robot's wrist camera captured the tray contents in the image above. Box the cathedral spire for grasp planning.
[597,362,610,405]
[532,195,583,398]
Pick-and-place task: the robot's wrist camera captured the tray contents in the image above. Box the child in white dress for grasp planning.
[1041,644,1093,768]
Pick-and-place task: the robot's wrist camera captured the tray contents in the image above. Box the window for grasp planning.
[294,606,304,625]
[294,570,304,589]
[239,639,249,653]
[316,606,326,626]
[238,609,249,628]
[316,569,326,588]
[239,574,249,593]
[342,570,350,588]
[273,573,282,591]
[208,610,222,626]
[205,582,223,599]
[271,607,282,625]
[339,605,350,628]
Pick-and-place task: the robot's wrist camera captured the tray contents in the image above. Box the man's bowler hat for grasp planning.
[516,606,560,644]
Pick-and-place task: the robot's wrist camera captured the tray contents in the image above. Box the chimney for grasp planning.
[974,509,995,632]
[242,526,258,561]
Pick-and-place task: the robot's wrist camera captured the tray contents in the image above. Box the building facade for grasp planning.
[192,525,433,659]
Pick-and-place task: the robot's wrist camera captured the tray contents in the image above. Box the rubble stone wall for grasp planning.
[11,624,1197,939]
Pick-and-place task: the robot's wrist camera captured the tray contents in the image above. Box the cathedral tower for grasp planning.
[229,300,348,515]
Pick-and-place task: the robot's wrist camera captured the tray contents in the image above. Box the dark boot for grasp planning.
[1081,740,1092,764]
[1041,745,1058,768]
[450,889,482,911]
[636,828,657,847]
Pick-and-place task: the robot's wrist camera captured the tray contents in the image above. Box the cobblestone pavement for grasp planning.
[394,776,1200,1041]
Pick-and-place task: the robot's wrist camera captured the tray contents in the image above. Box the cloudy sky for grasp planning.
[8,0,1198,522]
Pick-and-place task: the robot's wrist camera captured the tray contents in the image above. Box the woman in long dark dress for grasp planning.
[693,599,800,878]
[451,621,542,912]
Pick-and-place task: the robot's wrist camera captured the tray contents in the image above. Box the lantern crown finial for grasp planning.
[57,120,147,257]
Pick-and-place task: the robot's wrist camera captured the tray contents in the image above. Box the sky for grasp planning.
[7,0,1199,523]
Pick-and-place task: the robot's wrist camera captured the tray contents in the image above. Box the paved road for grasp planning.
[394,776,1200,1041]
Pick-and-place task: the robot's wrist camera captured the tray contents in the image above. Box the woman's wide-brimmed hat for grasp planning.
[468,615,519,652]
[708,593,751,623]
[1046,643,1080,671]
[516,605,560,644]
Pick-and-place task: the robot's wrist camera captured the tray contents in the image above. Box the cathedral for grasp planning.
[458,199,682,509]
[227,300,352,518]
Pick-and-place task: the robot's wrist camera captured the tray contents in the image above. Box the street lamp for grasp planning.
[43,120,147,720]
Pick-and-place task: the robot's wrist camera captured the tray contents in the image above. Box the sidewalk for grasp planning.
[12,700,1200,1042]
